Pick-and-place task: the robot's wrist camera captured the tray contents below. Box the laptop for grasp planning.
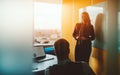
[33,46,54,63]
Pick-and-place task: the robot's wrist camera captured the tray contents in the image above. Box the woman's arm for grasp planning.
[72,23,80,40]
[88,25,95,41]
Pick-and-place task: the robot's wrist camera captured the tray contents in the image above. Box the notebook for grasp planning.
[33,46,54,63]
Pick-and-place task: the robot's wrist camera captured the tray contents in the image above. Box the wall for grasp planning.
[105,0,119,75]
[119,2,120,74]
[62,0,74,60]
[0,0,33,75]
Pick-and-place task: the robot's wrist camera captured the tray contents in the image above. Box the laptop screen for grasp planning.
[33,46,46,59]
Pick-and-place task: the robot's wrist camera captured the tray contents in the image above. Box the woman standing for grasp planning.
[73,11,95,63]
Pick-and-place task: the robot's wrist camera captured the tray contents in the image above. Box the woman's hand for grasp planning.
[76,36,79,40]
[76,36,88,40]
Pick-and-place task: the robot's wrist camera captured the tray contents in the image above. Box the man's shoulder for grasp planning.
[50,61,83,67]
[50,61,85,68]
[48,62,84,75]
[49,61,84,72]
[48,61,96,75]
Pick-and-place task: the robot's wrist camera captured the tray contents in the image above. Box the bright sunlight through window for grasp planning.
[79,6,103,25]
[34,2,62,30]
[34,2,62,44]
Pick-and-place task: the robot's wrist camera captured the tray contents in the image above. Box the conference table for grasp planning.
[32,54,57,75]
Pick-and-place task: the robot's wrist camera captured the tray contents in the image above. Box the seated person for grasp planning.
[45,38,96,75]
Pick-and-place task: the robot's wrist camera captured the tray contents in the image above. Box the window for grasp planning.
[79,6,103,26]
[34,2,62,44]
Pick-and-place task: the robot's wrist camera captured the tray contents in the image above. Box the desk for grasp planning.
[32,54,57,75]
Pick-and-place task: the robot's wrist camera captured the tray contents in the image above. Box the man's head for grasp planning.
[54,38,70,61]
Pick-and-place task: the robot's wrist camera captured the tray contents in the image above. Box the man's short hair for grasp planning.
[54,38,70,60]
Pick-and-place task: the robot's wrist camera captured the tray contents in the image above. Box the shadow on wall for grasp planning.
[91,13,105,75]
[93,13,104,49]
